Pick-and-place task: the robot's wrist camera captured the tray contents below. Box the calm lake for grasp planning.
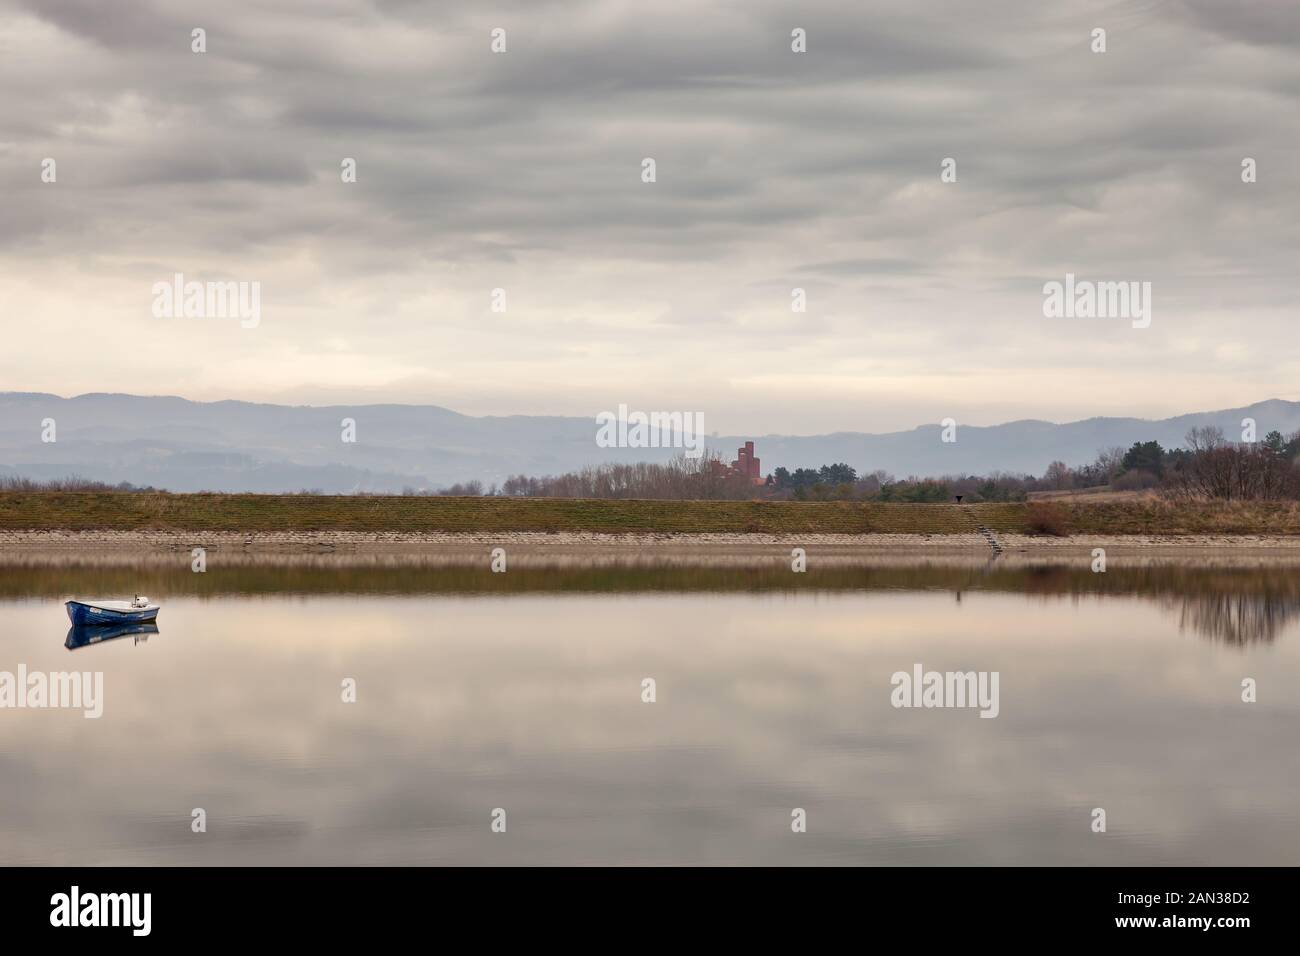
[2,553,1298,865]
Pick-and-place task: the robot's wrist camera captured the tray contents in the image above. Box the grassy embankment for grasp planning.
[1,492,1298,536]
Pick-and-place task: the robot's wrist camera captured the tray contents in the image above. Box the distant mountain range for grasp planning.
[2,392,1298,494]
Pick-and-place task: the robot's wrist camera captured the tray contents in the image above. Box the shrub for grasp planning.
[1113,469,1159,491]
[1024,501,1070,536]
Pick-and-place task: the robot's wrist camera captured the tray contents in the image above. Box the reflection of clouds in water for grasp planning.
[1172,593,1300,645]
[2,592,1299,865]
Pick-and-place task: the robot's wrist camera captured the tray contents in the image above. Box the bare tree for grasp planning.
[1167,426,1300,501]
[1185,425,1226,452]
[1096,446,1125,480]
[1044,460,1073,490]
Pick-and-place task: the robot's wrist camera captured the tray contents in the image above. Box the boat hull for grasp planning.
[65,601,161,627]
[66,622,160,650]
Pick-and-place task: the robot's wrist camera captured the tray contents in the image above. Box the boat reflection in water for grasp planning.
[65,621,160,651]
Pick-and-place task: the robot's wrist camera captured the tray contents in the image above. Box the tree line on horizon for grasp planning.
[483,426,1300,503]
[7,426,1299,502]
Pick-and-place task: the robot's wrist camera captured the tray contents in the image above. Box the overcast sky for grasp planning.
[1,0,1297,434]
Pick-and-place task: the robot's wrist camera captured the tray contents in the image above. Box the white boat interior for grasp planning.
[74,598,160,612]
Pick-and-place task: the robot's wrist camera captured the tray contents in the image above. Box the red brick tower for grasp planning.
[730,441,762,483]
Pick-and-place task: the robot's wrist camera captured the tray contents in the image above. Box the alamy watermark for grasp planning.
[890,663,999,718]
[595,404,704,458]
[152,273,261,329]
[1042,273,1151,329]
[50,886,150,936]
[1,666,103,718]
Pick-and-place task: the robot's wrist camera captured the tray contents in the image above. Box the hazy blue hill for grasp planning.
[2,392,1298,493]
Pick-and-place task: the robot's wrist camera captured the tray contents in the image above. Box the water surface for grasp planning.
[1,554,1297,865]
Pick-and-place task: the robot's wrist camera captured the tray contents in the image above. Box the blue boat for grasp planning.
[65,596,161,628]
[66,621,160,650]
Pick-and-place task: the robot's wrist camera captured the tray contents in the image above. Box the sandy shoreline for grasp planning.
[3,529,1300,566]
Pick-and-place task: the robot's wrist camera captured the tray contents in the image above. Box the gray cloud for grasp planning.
[1,0,1297,432]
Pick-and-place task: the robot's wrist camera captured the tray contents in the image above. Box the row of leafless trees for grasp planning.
[1164,427,1300,501]
[487,427,1300,503]
[499,453,759,500]
[0,475,154,492]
